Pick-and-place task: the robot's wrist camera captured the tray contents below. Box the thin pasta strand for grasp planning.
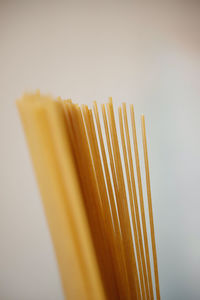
[106,99,140,300]
[130,105,154,300]
[119,107,146,300]
[122,103,150,300]
[141,115,161,300]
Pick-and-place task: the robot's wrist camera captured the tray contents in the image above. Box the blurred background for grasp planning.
[1,0,200,299]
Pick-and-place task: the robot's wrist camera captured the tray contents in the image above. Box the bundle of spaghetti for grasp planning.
[17,92,160,300]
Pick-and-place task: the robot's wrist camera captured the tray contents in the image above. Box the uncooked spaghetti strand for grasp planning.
[93,101,120,237]
[118,107,146,300]
[89,107,130,300]
[93,102,131,300]
[122,103,150,300]
[141,115,161,300]
[101,104,120,208]
[106,99,140,300]
[67,102,113,300]
[130,105,154,300]
[81,105,119,300]
[102,103,134,299]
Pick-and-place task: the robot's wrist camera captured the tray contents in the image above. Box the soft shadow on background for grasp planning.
[1,1,200,299]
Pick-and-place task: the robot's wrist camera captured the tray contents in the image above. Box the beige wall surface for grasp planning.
[1,1,200,299]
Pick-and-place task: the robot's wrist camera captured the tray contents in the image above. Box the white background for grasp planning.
[1,1,200,299]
